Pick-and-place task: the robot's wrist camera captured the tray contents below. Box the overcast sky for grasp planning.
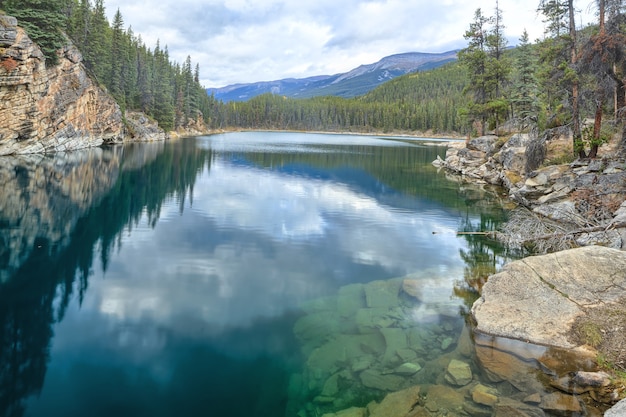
[103,0,595,88]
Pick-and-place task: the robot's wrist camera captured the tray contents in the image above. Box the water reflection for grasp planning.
[0,132,524,417]
[0,140,210,416]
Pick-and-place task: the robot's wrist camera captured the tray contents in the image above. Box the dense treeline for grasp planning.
[211,0,626,156]
[0,0,217,132]
[457,0,626,158]
[3,0,626,152]
[210,63,468,135]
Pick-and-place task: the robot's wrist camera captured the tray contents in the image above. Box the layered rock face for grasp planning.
[0,15,124,155]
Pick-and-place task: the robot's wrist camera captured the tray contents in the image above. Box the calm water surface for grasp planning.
[1,132,514,416]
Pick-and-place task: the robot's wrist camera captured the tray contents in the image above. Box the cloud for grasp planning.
[102,0,594,87]
[75,148,468,334]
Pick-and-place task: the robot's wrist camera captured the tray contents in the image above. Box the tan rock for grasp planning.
[494,397,545,417]
[444,359,472,386]
[523,393,542,405]
[423,384,465,414]
[540,392,582,414]
[471,246,626,349]
[472,384,498,407]
[402,279,420,298]
[368,386,421,417]
[0,17,165,155]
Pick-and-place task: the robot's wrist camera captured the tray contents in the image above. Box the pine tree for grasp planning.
[84,0,111,84]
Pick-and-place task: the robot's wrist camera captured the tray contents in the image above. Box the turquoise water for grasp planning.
[0,132,513,416]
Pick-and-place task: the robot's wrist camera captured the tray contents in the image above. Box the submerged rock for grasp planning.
[540,391,582,414]
[472,384,498,407]
[359,369,405,391]
[367,385,421,417]
[392,362,422,376]
[423,384,465,414]
[493,397,546,417]
[321,407,367,417]
[444,359,473,386]
[364,279,402,308]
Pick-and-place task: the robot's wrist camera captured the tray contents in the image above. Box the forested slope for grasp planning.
[209,63,468,135]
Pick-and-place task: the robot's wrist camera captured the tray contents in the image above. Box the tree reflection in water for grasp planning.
[451,183,524,314]
[0,140,211,416]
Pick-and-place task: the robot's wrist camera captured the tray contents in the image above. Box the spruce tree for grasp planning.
[109,9,126,108]
[458,8,491,136]
[2,0,66,65]
[484,0,511,131]
[512,30,540,131]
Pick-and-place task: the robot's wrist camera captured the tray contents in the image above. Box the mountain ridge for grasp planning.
[207,50,459,102]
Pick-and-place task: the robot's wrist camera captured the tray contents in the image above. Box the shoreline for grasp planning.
[436,133,626,411]
[181,127,466,142]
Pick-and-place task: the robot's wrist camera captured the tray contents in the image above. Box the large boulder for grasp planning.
[488,133,536,182]
[471,245,626,349]
[467,135,500,155]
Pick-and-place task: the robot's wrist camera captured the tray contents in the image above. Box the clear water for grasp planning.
[0,132,517,416]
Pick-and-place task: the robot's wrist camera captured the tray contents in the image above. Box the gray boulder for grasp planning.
[467,135,500,155]
[606,398,626,417]
[471,245,626,348]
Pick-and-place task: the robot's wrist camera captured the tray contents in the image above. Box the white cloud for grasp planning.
[102,0,595,87]
[76,146,467,333]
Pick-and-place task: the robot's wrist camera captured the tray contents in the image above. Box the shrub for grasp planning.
[0,56,18,72]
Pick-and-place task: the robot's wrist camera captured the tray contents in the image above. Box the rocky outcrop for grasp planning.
[471,245,626,348]
[125,111,168,142]
[0,15,165,155]
[470,245,626,413]
[434,134,626,248]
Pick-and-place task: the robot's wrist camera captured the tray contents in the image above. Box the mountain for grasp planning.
[207,50,459,102]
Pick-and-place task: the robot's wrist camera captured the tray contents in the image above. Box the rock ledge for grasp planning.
[471,245,626,348]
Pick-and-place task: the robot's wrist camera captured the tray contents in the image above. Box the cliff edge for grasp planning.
[0,15,124,155]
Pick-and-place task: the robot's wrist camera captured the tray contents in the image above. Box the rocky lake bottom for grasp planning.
[286,273,608,417]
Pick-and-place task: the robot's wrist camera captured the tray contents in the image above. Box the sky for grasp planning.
[102,0,596,88]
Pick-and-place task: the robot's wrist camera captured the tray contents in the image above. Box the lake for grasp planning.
[1,132,583,416]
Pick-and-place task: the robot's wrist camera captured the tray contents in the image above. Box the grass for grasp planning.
[574,321,603,348]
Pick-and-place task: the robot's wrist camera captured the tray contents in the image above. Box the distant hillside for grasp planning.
[207,51,459,102]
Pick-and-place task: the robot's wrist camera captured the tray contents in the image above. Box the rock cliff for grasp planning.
[0,15,125,155]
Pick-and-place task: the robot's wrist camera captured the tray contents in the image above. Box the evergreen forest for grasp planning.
[0,0,219,132]
[1,0,626,159]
